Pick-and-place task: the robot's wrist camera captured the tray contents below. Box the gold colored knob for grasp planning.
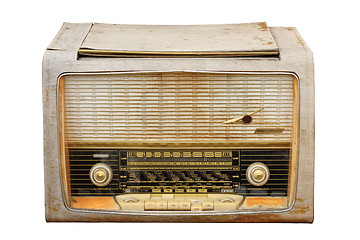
[94,169,107,182]
[246,163,270,186]
[89,163,113,187]
[253,169,266,181]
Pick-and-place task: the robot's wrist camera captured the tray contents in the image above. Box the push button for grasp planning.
[202,200,214,210]
[168,200,179,210]
[179,200,191,210]
[191,203,202,211]
[156,200,168,210]
[144,200,156,210]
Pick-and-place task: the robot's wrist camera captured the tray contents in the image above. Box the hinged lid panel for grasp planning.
[79,22,279,57]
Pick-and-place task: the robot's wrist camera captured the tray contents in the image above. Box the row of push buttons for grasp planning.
[144,200,214,211]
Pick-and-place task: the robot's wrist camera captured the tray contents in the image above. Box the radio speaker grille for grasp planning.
[62,72,295,143]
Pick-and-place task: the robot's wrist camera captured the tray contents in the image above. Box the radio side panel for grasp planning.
[43,24,314,222]
[289,27,315,223]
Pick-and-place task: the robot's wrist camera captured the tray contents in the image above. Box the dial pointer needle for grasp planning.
[223,108,264,124]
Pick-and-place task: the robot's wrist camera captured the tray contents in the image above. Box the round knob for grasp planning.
[246,162,270,186]
[94,169,106,182]
[253,169,265,181]
[89,163,113,187]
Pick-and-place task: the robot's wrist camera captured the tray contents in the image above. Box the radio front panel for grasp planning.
[58,72,298,213]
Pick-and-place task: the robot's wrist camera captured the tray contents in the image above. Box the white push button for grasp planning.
[144,200,156,210]
[156,201,168,210]
[179,200,191,210]
[202,201,214,210]
[191,203,202,211]
[168,200,179,210]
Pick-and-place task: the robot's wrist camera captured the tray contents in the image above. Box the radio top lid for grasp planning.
[78,22,279,58]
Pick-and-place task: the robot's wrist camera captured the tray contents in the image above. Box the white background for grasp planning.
[1,0,359,239]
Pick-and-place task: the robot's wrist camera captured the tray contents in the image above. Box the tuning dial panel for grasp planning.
[89,163,113,187]
[246,162,270,186]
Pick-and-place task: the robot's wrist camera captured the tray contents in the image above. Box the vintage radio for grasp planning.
[43,22,314,222]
